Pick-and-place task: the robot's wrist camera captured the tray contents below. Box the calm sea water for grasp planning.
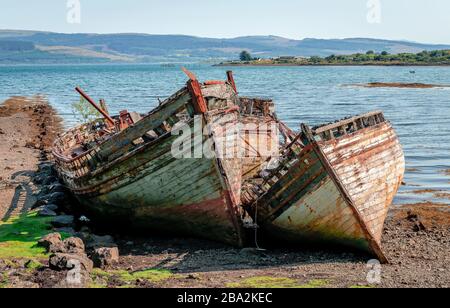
[1,64,449,205]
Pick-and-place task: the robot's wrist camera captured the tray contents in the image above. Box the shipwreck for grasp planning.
[242,112,405,262]
[53,69,405,261]
[53,69,281,246]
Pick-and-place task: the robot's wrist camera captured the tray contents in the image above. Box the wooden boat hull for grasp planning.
[54,77,282,247]
[318,121,405,243]
[243,112,405,261]
[64,112,246,246]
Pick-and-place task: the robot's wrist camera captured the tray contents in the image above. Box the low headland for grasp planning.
[216,50,450,67]
[0,97,449,288]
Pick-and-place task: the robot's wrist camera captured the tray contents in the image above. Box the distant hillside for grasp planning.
[1,30,450,64]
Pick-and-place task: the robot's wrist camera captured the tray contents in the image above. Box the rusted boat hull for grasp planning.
[243,112,405,261]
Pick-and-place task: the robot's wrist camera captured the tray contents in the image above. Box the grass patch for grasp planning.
[298,279,329,288]
[25,260,44,271]
[91,268,174,288]
[349,285,376,289]
[0,211,65,259]
[227,276,329,289]
[0,272,8,288]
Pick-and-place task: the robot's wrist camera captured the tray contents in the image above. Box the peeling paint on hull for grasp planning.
[53,73,281,247]
[320,122,405,243]
[243,112,405,261]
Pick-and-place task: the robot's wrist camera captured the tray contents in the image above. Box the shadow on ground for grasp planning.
[114,234,370,274]
[1,170,36,222]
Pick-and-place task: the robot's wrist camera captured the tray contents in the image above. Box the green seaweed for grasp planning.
[91,268,174,287]
[25,260,44,271]
[227,276,329,289]
[0,272,8,288]
[298,279,329,288]
[0,211,68,259]
[349,285,376,289]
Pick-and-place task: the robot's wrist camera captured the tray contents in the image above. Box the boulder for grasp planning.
[49,253,93,272]
[92,247,120,269]
[55,227,76,236]
[63,237,85,254]
[42,176,59,186]
[51,215,74,228]
[77,233,116,250]
[47,183,66,194]
[38,233,62,251]
[37,162,54,174]
[45,192,66,205]
[32,198,48,209]
[38,207,57,217]
[45,204,59,212]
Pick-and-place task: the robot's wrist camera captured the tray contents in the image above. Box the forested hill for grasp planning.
[1,30,450,64]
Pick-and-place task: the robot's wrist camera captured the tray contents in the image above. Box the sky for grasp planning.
[0,0,450,44]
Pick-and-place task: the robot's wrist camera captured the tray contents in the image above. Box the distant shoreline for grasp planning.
[217,50,450,67]
[214,62,450,67]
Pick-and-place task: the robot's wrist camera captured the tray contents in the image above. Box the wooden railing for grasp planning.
[312,111,385,141]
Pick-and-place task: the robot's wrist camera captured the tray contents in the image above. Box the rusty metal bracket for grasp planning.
[227,71,238,93]
[75,87,116,127]
[181,67,197,81]
[182,67,208,114]
[187,79,208,114]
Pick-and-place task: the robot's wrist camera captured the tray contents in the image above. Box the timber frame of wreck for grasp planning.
[53,69,405,262]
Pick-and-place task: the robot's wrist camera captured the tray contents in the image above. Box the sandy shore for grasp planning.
[0,97,61,220]
[0,97,449,288]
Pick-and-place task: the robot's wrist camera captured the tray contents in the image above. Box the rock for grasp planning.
[45,192,67,205]
[45,204,59,212]
[49,253,93,272]
[25,141,39,149]
[92,247,120,269]
[38,207,57,217]
[47,183,66,194]
[79,226,91,233]
[186,274,200,280]
[38,233,62,251]
[63,237,86,254]
[78,233,116,250]
[43,176,59,186]
[55,227,76,236]
[38,162,54,173]
[54,270,92,288]
[407,211,419,222]
[32,198,48,209]
[33,174,46,185]
[51,215,74,228]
